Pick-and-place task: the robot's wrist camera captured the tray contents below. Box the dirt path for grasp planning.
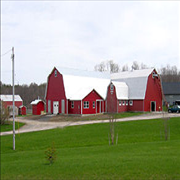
[1,112,180,136]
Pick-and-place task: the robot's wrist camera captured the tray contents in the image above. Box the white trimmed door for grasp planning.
[53,101,59,114]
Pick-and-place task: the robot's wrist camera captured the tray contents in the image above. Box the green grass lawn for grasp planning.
[0,121,25,132]
[1,117,180,180]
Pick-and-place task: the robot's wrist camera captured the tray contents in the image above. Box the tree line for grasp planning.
[94,60,180,82]
[0,62,179,109]
[0,82,46,109]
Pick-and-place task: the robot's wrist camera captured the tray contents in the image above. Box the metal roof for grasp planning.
[111,81,128,100]
[63,74,110,100]
[0,95,22,102]
[111,69,154,99]
[162,82,180,95]
[111,68,154,79]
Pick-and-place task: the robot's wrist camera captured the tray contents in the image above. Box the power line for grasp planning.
[1,49,12,57]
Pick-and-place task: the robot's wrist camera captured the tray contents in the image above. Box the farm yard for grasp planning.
[1,115,180,180]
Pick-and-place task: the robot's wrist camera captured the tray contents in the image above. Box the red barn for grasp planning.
[31,99,45,115]
[110,68,163,112]
[106,81,128,113]
[45,67,110,115]
[0,95,23,109]
[19,105,27,115]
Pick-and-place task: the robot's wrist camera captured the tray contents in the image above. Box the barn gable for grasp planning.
[111,68,154,99]
[45,67,110,114]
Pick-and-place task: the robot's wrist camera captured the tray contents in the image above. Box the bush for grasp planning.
[0,102,9,125]
[45,142,57,165]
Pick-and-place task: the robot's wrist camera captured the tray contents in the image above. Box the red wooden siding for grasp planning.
[117,100,128,112]
[46,68,67,114]
[19,106,26,115]
[128,100,144,111]
[144,70,162,112]
[106,83,118,113]
[68,100,81,114]
[3,101,23,109]
[32,101,45,115]
[82,90,105,114]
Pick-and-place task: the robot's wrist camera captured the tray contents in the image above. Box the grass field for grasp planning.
[0,121,25,132]
[1,117,180,180]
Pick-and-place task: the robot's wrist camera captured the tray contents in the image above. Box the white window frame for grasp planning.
[123,101,125,106]
[84,101,89,109]
[129,100,133,106]
[119,100,121,106]
[71,101,74,109]
[126,101,128,106]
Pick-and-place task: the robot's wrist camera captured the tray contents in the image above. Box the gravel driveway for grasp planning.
[1,112,180,136]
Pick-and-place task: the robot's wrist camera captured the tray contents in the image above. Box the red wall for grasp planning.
[128,100,144,111]
[106,83,118,113]
[46,68,67,114]
[117,100,128,112]
[82,90,104,114]
[19,106,26,115]
[68,100,81,114]
[144,70,162,112]
[3,101,23,109]
[32,101,44,115]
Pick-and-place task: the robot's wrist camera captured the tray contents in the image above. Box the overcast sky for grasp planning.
[1,1,180,85]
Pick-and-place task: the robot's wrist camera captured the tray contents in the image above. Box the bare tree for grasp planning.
[0,102,9,125]
[94,60,119,73]
[132,61,140,70]
[122,64,129,72]
[94,62,106,72]
[141,63,148,69]
[160,64,180,82]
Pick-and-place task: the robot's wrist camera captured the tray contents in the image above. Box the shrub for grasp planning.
[45,142,57,165]
[0,102,9,125]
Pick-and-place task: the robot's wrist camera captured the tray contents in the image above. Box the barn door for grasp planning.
[96,101,101,114]
[61,100,65,114]
[53,101,59,114]
[151,101,156,112]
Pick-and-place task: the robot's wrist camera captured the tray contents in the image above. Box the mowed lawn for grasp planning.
[1,117,180,180]
[0,121,25,132]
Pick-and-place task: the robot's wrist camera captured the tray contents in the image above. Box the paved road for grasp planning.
[1,112,180,136]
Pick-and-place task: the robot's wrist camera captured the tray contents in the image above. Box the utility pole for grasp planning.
[12,47,15,150]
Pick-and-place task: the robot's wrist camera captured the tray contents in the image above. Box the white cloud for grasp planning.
[1,1,179,84]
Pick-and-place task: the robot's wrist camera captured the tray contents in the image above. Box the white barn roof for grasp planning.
[0,95,22,102]
[56,67,110,100]
[111,81,128,100]
[111,68,154,99]
[63,75,110,100]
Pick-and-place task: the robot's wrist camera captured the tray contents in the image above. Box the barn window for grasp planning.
[71,101,74,108]
[123,101,125,106]
[110,84,114,91]
[119,100,121,106]
[93,101,95,108]
[55,70,57,77]
[84,101,89,109]
[126,101,128,106]
[110,84,114,94]
[129,100,133,106]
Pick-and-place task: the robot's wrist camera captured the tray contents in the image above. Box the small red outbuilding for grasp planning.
[31,99,45,115]
[19,105,27,115]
